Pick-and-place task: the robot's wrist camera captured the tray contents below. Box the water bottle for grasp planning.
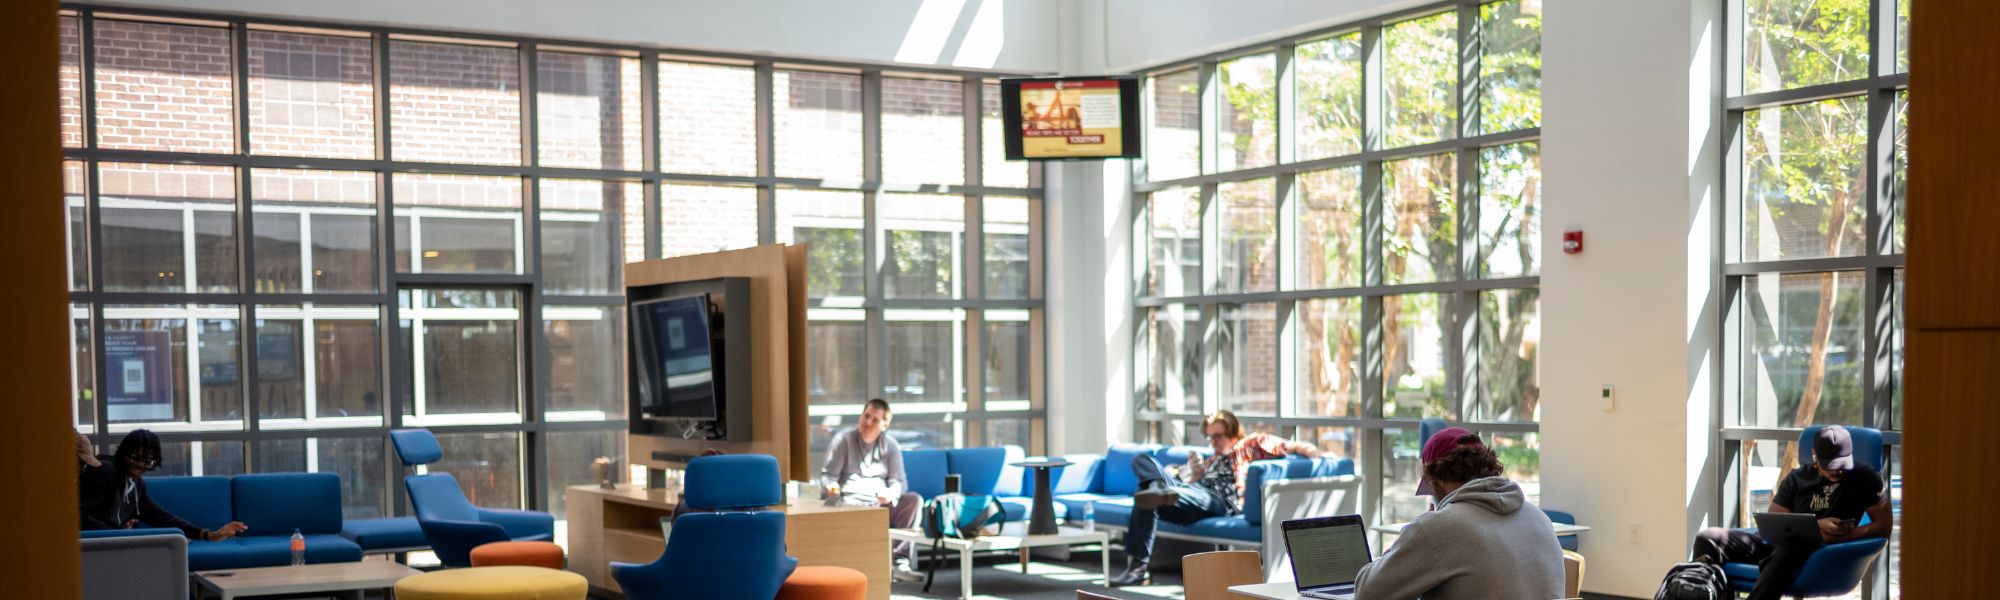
[1083,501,1096,530]
[290,529,305,567]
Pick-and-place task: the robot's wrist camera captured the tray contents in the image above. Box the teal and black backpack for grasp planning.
[918,493,1008,591]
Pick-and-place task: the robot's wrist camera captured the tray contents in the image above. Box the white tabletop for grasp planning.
[1369,521,1590,536]
[194,560,422,596]
[889,525,1108,551]
[1228,581,1302,600]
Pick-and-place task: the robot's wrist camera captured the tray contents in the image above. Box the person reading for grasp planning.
[818,398,924,581]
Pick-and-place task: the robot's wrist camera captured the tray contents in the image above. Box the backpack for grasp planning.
[918,493,1009,591]
[1655,562,1730,600]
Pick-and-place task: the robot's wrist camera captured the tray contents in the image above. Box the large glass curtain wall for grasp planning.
[1132,0,1542,537]
[57,6,1044,521]
[1721,0,1908,597]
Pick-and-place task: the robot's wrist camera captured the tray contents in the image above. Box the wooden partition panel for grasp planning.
[1,1,84,597]
[625,244,808,478]
[1903,1,2000,596]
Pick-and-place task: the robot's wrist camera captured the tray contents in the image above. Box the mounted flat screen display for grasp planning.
[1001,76,1141,161]
[630,294,719,421]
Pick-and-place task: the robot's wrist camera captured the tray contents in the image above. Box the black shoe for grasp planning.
[1133,485,1181,510]
[1109,559,1151,587]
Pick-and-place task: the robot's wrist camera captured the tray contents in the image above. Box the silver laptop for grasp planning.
[1282,515,1373,600]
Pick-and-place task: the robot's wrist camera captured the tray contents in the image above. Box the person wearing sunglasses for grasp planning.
[79,429,247,542]
[1111,410,1320,586]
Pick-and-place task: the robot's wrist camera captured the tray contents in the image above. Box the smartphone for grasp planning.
[1839,518,1860,529]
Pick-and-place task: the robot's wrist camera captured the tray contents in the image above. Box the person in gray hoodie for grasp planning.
[1353,427,1565,600]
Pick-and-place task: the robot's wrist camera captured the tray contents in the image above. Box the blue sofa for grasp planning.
[100,473,365,571]
[901,443,1359,578]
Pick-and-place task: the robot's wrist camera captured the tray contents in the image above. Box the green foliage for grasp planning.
[1480,1,1542,133]
[1384,12,1457,148]
[797,227,861,297]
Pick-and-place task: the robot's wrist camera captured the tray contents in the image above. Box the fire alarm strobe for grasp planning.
[1562,230,1584,254]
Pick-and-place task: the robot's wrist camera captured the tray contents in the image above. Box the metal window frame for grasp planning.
[1128,0,1543,542]
[62,2,1052,520]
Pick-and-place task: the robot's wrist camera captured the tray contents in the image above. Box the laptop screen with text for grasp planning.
[1287,522,1370,588]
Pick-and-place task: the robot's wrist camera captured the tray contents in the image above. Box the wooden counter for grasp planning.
[567,484,890,600]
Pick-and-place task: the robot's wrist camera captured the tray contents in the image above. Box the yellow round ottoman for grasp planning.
[394,566,588,600]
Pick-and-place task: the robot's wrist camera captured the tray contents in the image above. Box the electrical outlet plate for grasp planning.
[1599,384,1616,411]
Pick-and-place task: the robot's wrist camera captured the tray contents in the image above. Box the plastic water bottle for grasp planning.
[1083,501,1096,530]
[290,529,305,567]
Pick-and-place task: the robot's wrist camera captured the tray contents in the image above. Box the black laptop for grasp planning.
[1754,512,1825,546]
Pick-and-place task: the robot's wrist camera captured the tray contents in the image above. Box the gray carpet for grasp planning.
[890,550,1185,600]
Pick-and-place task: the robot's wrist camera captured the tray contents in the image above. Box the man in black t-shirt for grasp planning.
[1689,426,1894,600]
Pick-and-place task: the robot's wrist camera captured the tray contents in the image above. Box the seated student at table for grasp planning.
[819,398,924,581]
[1689,425,1891,600]
[79,429,248,542]
[1111,410,1320,586]
[1352,427,1563,600]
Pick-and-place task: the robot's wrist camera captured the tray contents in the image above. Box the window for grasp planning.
[1722,0,1904,595]
[62,9,1043,523]
[248,28,375,159]
[390,39,522,166]
[1133,1,1539,543]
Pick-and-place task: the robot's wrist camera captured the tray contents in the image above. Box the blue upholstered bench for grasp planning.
[142,473,365,570]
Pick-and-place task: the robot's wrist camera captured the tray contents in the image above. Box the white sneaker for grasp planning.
[892,558,925,583]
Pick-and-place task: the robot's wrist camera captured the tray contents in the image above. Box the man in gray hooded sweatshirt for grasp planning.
[1353,427,1565,600]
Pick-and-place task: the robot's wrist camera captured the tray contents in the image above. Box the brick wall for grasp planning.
[662,61,756,176]
[881,77,964,185]
[1149,69,1202,179]
[775,70,863,180]
[99,161,235,202]
[250,168,376,205]
[391,173,521,209]
[248,30,376,159]
[661,183,757,258]
[93,19,235,153]
[537,52,642,171]
[389,40,521,165]
[981,83,1032,187]
[60,16,83,147]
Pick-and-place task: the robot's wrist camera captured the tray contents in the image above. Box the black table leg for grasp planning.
[1028,466,1058,535]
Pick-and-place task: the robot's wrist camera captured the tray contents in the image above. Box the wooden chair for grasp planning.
[1184,550,1264,600]
[1561,550,1586,599]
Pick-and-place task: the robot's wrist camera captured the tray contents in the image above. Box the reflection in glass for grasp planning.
[1383,154,1456,285]
[777,189,865,299]
[433,432,522,508]
[1476,290,1540,422]
[320,437,389,519]
[389,40,521,165]
[536,52,642,171]
[72,304,96,429]
[1738,273,1864,428]
[774,70,863,181]
[1743,98,1866,262]
[881,194,963,299]
[884,313,962,405]
[393,174,523,274]
[548,429,624,519]
[1381,428,1429,524]
[254,306,381,423]
[251,169,378,294]
[1215,303,1278,416]
[984,314,1032,404]
[64,161,88,291]
[399,289,522,419]
[1217,179,1276,294]
[249,29,375,159]
[1295,34,1363,161]
[1384,294,1451,419]
[806,312,867,406]
[545,306,625,418]
[984,197,1031,299]
[1892,92,1907,253]
[1148,188,1200,298]
[1147,69,1201,180]
[1298,298,1362,418]
[539,179,629,295]
[1480,143,1541,278]
[983,419,1032,451]
[882,77,965,185]
[1384,12,1458,148]
[94,19,235,153]
[104,306,244,427]
[1217,53,1277,171]
[99,163,240,293]
[662,184,758,259]
[1481,0,1542,134]
[662,61,757,176]
[1298,167,1362,290]
[1744,0,1870,94]
[1145,306,1200,413]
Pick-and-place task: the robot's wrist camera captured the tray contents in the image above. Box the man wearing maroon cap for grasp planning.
[1690,425,1892,600]
[1352,427,1565,600]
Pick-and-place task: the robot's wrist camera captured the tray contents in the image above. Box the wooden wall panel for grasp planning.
[1903,1,2000,597]
[1,1,84,597]
[626,244,806,478]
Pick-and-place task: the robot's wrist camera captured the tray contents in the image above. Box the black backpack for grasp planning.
[1655,562,1730,600]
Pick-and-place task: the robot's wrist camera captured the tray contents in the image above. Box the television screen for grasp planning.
[631,294,718,420]
[1002,76,1141,161]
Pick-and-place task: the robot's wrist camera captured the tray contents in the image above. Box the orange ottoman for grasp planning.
[776,565,868,600]
[469,541,566,570]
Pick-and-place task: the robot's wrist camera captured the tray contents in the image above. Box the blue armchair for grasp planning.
[1724,426,1889,598]
[390,429,554,567]
[612,454,797,600]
